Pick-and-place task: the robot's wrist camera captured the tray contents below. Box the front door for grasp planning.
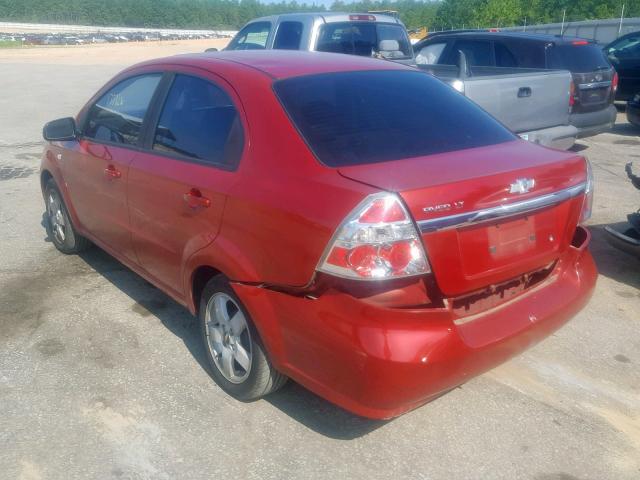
[62,73,162,261]
[127,69,245,296]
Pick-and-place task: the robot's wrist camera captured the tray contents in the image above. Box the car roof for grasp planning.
[136,50,409,80]
[248,11,401,25]
[420,30,596,45]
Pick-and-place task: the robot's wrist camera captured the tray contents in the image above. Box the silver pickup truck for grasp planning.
[220,12,414,64]
[221,14,577,149]
[419,55,578,150]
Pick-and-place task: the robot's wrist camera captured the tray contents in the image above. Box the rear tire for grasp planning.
[200,276,287,400]
[44,179,91,254]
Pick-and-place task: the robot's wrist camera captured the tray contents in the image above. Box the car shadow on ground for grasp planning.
[588,222,640,290]
[610,122,640,138]
[74,245,387,439]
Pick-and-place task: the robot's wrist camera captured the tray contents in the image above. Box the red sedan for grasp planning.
[40,51,597,419]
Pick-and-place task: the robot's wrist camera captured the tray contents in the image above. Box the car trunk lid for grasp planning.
[338,140,587,296]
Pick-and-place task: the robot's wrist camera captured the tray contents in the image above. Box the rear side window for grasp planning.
[153,75,243,167]
[548,44,611,72]
[495,43,518,67]
[448,40,493,66]
[226,22,271,50]
[496,40,546,68]
[274,70,515,167]
[83,74,161,145]
[274,21,303,50]
[316,22,410,58]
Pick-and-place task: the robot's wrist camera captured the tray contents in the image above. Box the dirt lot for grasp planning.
[0,43,639,480]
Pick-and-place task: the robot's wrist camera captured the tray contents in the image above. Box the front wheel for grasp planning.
[44,179,91,254]
[200,276,287,400]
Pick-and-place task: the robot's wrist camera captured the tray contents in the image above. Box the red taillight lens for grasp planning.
[569,80,576,109]
[612,71,619,92]
[580,158,594,223]
[318,193,430,280]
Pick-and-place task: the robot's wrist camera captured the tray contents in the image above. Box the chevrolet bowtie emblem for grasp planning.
[509,178,535,194]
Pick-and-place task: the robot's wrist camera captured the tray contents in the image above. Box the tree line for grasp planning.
[0,0,639,31]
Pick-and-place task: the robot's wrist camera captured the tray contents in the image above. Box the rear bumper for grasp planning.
[233,227,597,419]
[519,125,577,150]
[570,105,616,138]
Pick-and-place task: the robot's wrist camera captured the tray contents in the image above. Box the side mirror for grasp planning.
[43,117,77,141]
[205,47,218,52]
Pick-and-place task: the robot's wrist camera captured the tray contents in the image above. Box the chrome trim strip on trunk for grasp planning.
[578,81,611,90]
[418,182,586,233]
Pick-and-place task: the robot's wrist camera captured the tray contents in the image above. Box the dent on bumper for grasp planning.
[232,230,597,419]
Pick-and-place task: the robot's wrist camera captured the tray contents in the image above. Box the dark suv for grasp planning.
[413,32,618,138]
[604,31,640,101]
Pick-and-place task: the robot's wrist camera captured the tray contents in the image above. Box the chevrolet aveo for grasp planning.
[40,51,597,419]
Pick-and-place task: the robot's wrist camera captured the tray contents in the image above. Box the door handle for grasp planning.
[183,188,211,209]
[518,87,532,98]
[104,165,121,180]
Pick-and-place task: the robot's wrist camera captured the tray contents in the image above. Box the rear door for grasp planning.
[127,68,245,297]
[62,73,162,261]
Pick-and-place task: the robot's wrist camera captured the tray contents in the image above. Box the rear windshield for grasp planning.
[274,70,515,167]
[316,22,411,59]
[548,44,611,72]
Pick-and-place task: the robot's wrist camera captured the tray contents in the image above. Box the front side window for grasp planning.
[153,75,243,167]
[274,21,303,50]
[226,22,271,50]
[83,74,161,145]
[316,22,411,59]
[607,36,640,58]
[274,70,514,167]
[415,42,446,64]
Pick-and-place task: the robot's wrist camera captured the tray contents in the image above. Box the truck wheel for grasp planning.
[200,276,287,400]
[44,179,91,254]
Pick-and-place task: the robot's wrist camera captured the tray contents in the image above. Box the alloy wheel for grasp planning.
[204,292,253,384]
[47,191,66,244]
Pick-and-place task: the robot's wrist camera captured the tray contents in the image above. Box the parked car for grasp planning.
[220,12,414,64]
[414,32,618,139]
[627,91,640,127]
[419,52,577,149]
[604,31,640,101]
[40,51,596,419]
[604,162,640,256]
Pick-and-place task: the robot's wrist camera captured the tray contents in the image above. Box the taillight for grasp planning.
[612,71,619,93]
[569,80,576,110]
[318,193,430,280]
[580,158,594,223]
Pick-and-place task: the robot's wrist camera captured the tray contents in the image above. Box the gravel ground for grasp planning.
[0,45,639,480]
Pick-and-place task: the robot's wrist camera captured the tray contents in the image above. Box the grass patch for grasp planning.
[0,40,24,49]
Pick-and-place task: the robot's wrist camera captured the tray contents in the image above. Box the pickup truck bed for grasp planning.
[418,64,577,150]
